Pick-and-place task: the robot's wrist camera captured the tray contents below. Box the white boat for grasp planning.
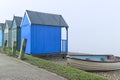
[67,54,120,71]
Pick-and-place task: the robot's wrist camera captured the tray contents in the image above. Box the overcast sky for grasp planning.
[0,0,120,56]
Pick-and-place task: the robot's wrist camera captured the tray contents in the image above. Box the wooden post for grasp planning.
[12,41,16,57]
[18,39,27,59]
[3,40,7,51]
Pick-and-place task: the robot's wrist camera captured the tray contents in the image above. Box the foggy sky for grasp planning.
[0,0,120,56]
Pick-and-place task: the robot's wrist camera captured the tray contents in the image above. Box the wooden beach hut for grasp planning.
[21,10,69,55]
[0,23,5,46]
[11,16,22,51]
[4,20,12,47]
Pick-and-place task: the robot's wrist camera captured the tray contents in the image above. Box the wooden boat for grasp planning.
[67,54,120,71]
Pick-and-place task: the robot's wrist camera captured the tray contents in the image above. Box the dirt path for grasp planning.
[0,53,67,80]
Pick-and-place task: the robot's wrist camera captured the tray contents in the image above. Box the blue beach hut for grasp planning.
[21,10,69,54]
[11,16,22,51]
[0,23,5,46]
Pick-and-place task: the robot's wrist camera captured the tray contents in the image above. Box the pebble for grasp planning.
[92,70,120,80]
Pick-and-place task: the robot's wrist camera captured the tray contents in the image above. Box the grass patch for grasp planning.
[23,55,108,80]
[3,48,19,57]
[1,47,108,80]
[5,48,12,56]
[0,47,3,52]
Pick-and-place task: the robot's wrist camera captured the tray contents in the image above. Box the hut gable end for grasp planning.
[21,12,31,26]
[12,19,17,29]
[12,16,22,28]
[5,20,12,29]
[14,17,22,27]
[21,12,31,54]
[11,16,22,50]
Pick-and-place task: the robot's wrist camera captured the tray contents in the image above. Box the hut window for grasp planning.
[62,28,66,40]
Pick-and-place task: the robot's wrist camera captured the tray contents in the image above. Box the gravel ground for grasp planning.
[92,57,120,80]
[0,53,67,80]
[92,70,120,80]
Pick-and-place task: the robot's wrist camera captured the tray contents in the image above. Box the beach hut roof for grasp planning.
[14,16,22,27]
[0,23,5,30]
[26,10,68,27]
[5,20,12,29]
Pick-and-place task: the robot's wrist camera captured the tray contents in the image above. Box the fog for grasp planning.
[0,0,120,56]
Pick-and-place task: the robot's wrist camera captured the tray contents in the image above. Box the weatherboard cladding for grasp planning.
[11,16,22,50]
[31,25,61,54]
[21,14,31,54]
[21,10,68,54]
[0,23,5,46]
[4,20,12,47]
[26,10,68,27]
[7,20,12,47]
[0,30,2,46]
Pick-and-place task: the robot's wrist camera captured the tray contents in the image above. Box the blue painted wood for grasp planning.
[31,25,61,54]
[2,30,4,46]
[21,11,68,54]
[61,40,67,52]
[21,13,62,54]
[0,24,4,46]
[0,30,2,46]
[21,13,31,54]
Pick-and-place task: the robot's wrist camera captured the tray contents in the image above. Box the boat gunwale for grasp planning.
[67,57,120,63]
[68,53,113,56]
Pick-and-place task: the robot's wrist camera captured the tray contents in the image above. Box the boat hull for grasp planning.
[67,58,120,71]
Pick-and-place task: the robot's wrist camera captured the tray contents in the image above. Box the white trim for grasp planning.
[20,11,31,27]
[61,28,66,40]
[26,11,31,25]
